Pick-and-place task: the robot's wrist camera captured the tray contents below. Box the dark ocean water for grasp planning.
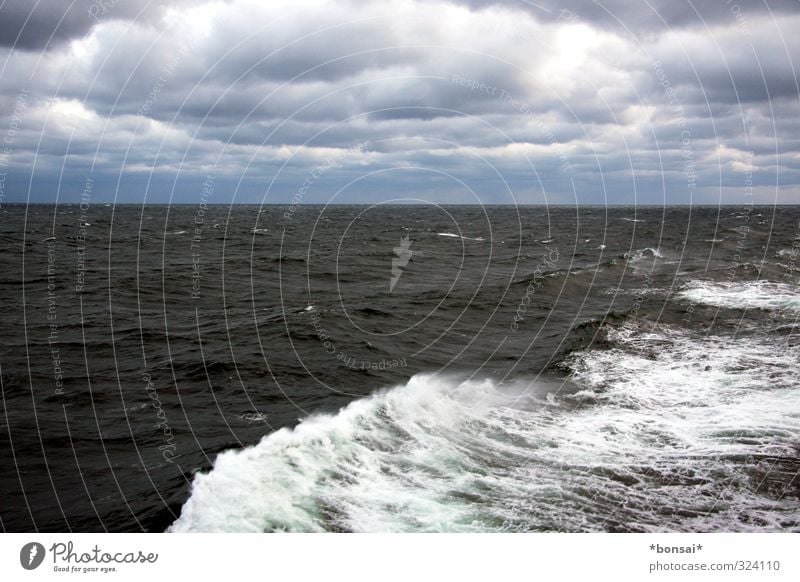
[1,204,799,532]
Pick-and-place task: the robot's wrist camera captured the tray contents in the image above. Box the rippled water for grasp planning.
[1,204,798,531]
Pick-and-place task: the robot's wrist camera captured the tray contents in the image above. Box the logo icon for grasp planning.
[390,234,413,292]
[20,542,45,570]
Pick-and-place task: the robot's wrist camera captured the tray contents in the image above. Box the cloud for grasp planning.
[446,0,800,35]
[0,0,97,50]
[0,0,798,204]
[0,0,200,50]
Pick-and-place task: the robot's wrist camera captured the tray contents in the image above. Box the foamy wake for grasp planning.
[170,323,800,532]
[678,280,800,312]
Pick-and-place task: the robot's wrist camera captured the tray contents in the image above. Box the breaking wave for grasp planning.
[170,323,800,533]
[678,280,800,312]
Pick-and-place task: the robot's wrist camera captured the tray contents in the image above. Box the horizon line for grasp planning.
[7,203,799,207]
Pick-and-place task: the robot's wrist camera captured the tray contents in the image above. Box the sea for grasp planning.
[1,204,798,532]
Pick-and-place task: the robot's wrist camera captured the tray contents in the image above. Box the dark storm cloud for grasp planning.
[0,0,798,204]
[644,15,800,106]
[0,0,105,50]
[448,0,800,34]
[0,0,197,50]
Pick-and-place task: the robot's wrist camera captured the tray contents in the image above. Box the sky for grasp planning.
[0,0,799,205]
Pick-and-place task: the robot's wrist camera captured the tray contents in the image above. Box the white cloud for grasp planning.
[0,0,797,203]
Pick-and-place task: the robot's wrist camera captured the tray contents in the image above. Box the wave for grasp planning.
[170,374,513,532]
[437,232,485,242]
[678,280,800,312]
[624,247,663,262]
[169,322,800,532]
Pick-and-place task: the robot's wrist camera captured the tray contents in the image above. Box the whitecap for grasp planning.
[170,324,800,532]
[678,280,800,312]
[239,412,269,423]
[624,247,663,262]
[437,232,485,242]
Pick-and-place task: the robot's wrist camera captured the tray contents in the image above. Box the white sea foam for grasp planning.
[678,280,800,312]
[437,232,485,241]
[170,324,800,533]
[624,247,663,265]
[239,412,269,423]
